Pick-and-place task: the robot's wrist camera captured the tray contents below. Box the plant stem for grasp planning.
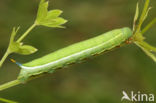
[142,18,156,34]
[0,49,10,68]
[0,24,37,68]
[0,80,21,91]
[17,23,37,43]
[136,0,150,33]
[138,41,156,52]
[135,42,156,62]
[0,97,18,103]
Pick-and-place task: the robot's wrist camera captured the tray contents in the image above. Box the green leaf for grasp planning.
[46,10,63,19]
[40,17,67,28]
[137,0,150,32]
[136,42,156,63]
[133,3,139,32]
[8,27,37,55]
[10,27,20,43]
[35,0,67,28]
[143,7,152,22]
[9,42,21,53]
[16,45,38,55]
[142,18,156,34]
[36,0,48,23]
[9,42,38,55]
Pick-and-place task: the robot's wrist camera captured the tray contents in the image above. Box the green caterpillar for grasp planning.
[14,27,132,82]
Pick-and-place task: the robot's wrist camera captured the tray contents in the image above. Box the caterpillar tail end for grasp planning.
[10,58,22,66]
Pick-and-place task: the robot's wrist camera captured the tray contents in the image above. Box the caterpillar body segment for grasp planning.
[17,27,132,81]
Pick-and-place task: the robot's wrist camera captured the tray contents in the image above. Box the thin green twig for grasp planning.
[0,24,36,68]
[0,97,18,103]
[138,41,156,52]
[142,18,156,34]
[0,80,21,91]
[136,0,150,33]
[0,0,155,92]
[0,49,10,68]
[135,42,156,62]
[17,23,37,43]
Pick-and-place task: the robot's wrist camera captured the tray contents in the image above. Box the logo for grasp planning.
[121,91,154,102]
